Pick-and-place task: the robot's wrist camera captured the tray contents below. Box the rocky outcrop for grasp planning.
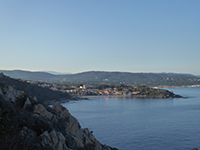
[1,85,22,102]
[34,104,55,120]
[0,83,117,150]
[40,130,68,150]
[52,103,98,148]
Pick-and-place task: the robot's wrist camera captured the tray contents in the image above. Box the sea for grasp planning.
[62,87,200,150]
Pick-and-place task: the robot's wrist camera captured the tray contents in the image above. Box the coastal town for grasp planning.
[26,80,184,98]
[27,80,135,96]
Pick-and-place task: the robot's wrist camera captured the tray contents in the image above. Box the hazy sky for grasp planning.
[0,0,200,75]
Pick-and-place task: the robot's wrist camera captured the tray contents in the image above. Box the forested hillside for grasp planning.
[1,70,200,86]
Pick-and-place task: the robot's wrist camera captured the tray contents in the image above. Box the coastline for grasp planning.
[46,96,88,105]
[80,94,185,99]
[156,84,200,88]
[46,85,199,105]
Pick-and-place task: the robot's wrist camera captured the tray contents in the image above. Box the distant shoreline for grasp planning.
[156,84,200,88]
[47,85,199,105]
[46,96,87,105]
[80,95,185,99]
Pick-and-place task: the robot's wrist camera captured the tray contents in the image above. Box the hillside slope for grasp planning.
[1,70,200,86]
[0,73,73,103]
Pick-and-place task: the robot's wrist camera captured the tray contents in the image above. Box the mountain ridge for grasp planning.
[1,70,200,86]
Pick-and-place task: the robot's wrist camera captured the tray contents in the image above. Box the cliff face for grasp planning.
[0,83,117,150]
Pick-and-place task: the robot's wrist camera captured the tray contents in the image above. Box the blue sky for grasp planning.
[0,0,200,75]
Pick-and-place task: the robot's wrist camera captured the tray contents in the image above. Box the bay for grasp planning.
[62,87,200,150]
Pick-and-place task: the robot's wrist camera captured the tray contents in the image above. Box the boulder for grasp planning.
[52,103,83,139]
[5,89,15,102]
[65,115,83,139]
[73,137,84,148]
[34,104,54,120]
[40,130,69,150]
[64,132,78,149]
[2,86,22,102]
[83,128,90,136]
[50,130,58,147]
[52,102,71,118]
[83,128,96,144]
[40,131,53,148]
[23,97,32,109]
[57,132,66,145]
[32,96,38,104]
[20,126,37,141]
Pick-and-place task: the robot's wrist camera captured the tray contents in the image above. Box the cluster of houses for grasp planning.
[27,81,140,96]
[66,87,139,96]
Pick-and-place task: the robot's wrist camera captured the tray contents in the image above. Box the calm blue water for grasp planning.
[63,87,200,150]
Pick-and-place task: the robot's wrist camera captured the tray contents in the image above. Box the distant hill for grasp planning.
[44,71,72,75]
[1,70,200,86]
[0,70,56,81]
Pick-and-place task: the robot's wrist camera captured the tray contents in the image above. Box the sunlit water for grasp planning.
[62,87,200,150]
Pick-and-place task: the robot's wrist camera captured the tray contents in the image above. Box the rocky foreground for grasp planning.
[0,83,117,150]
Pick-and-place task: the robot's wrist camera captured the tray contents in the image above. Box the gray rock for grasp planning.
[5,89,15,102]
[50,130,58,147]
[73,137,84,148]
[52,102,71,118]
[52,103,84,141]
[83,128,96,143]
[83,128,90,136]
[57,132,66,145]
[33,96,38,103]
[23,97,32,109]
[2,86,22,102]
[40,131,52,148]
[64,133,78,149]
[34,104,54,120]
[65,115,83,139]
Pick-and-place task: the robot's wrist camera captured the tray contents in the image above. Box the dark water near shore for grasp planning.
[63,87,200,150]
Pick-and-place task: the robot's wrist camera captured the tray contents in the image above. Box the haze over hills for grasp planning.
[44,71,72,75]
[0,70,200,86]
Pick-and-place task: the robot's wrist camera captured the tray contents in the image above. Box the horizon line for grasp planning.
[0,69,198,76]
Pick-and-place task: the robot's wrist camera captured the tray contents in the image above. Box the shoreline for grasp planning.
[47,94,187,105]
[156,85,200,88]
[46,96,87,105]
[46,85,199,105]
[81,94,185,99]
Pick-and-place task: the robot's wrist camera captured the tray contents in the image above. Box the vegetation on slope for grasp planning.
[1,70,200,86]
[132,85,182,98]
[0,73,72,103]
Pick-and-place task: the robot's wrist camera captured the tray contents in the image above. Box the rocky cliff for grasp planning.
[0,83,117,150]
